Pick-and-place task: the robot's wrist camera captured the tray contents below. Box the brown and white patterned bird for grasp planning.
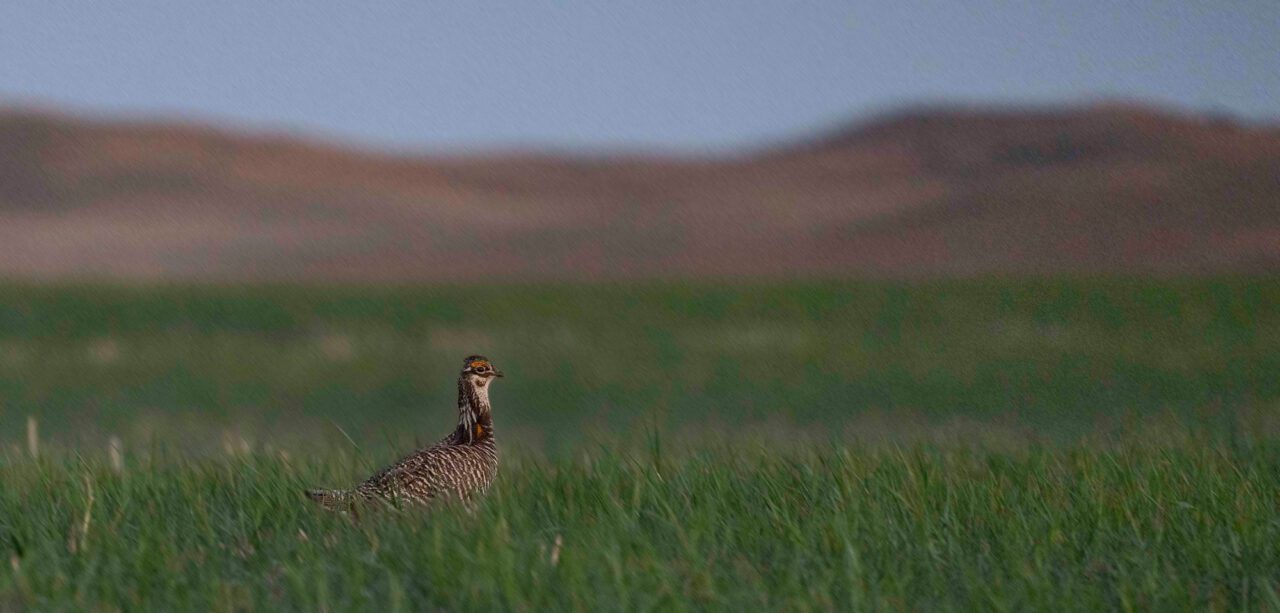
[306,355,503,509]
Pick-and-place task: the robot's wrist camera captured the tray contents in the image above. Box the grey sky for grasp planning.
[1,1,1276,152]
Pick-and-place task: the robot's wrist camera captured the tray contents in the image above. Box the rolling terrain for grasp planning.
[3,103,1278,610]
[1,104,1277,280]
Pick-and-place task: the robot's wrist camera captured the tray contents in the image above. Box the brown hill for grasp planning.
[1,104,1277,281]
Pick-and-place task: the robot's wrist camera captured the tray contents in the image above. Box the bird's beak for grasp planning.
[493,370,504,377]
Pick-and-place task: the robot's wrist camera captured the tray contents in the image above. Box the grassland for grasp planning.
[1,279,1278,610]
[4,442,1280,611]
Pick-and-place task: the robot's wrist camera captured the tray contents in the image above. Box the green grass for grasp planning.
[0,279,1276,452]
[0,279,1278,609]
[3,441,1279,611]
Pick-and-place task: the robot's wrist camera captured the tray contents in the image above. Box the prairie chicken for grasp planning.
[305,355,503,509]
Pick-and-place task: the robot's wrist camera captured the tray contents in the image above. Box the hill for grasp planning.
[1,103,1276,280]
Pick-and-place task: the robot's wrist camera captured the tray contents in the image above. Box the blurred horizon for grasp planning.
[3,100,1278,281]
[3,2,1277,153]
[4,95,1278,157]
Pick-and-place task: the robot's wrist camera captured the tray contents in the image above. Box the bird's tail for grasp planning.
[304,488,353,511]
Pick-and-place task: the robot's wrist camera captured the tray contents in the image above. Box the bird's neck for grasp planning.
[452,376,494,444]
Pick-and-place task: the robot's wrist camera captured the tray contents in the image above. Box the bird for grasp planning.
[306,355,503,510]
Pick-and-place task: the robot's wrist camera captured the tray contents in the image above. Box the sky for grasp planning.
[1,1,1277,153]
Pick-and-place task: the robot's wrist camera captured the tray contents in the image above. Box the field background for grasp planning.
[4,8,1279,608]
[2,4,1280,606]
[1,279,1279,609]
[3,279,1277,454]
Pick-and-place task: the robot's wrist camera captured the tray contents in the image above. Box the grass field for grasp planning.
[1,279,1278,609]
[4,443,1280,610]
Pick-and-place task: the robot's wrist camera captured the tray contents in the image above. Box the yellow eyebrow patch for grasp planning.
[470,360,487,369]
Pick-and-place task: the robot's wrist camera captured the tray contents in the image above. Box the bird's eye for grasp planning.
[475,365,488,372]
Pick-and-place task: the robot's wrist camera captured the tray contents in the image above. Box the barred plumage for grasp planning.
[306,355,502,509]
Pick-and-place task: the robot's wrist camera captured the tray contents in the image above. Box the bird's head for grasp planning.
[461,355,503,388]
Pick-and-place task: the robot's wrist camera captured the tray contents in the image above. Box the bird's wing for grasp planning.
[357,441,451,501]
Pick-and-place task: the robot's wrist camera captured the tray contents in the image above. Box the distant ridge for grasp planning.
[1,102,1276,281]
